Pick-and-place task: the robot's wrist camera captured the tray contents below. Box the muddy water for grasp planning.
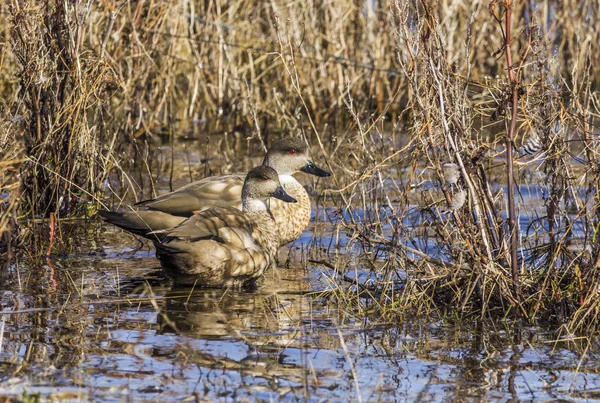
[1,139,600,401]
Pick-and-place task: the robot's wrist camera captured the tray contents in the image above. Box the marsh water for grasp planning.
[2,136,600,402]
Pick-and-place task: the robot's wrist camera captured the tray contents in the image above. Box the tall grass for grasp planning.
[0,0,400,219]
[314,0,600,332]
[1,1,600,330]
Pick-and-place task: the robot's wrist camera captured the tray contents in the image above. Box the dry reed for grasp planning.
[1,0,600,331]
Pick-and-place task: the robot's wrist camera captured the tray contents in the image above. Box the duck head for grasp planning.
[242,166,297,212]
[263,137,331,178]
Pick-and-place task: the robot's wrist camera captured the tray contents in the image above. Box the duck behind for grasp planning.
[134,137,330,245]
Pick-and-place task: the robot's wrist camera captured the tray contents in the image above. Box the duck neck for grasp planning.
[241,188,270,214]
[278,174,297,187]
[242,198,270,213]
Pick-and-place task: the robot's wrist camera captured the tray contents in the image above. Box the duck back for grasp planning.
[155,208,280,287]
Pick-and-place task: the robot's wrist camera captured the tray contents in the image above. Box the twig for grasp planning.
[502,0,522,301]
[308,259,372,294]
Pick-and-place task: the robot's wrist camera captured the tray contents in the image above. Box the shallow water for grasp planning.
[1,139,600,402]
[2,220,600,402]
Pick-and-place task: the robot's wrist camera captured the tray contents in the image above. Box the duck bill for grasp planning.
[300,160,331,177]
[272,186,297,203]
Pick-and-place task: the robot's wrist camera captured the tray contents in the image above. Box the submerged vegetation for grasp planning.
[1,0,600,338]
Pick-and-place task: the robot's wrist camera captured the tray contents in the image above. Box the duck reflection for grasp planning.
[157,266,312,339]
[158,287,280,338]
[154,267,339,390]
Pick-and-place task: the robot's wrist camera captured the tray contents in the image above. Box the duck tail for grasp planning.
[98,210,185,240]
[133,199,152,207]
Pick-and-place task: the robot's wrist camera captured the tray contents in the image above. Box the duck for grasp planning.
[148,166,296,287]
[100,137,330,245]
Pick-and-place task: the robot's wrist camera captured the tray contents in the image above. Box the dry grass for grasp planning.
[1,1,600,331]
[308,0,600,333]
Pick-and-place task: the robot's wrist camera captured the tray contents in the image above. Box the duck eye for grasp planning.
[261,176,268,181]
[289,149,296,155]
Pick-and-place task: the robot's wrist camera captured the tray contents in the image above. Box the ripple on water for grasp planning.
[0,218,599,402]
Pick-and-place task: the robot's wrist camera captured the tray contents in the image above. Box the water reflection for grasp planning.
[154,268,339,397]
[2,181,600,400]
[3,238,600,401]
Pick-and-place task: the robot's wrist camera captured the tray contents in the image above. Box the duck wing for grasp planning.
[135,174,246,216]
[98,210,186,239]
[156,207,258,248]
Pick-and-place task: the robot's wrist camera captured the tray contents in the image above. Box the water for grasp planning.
[1,220,600,402]
[1,139,599,402]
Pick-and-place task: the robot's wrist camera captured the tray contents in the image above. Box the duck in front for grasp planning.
[150,166,296,287]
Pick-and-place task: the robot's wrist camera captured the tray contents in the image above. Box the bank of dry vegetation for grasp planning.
[1,0,600,331]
